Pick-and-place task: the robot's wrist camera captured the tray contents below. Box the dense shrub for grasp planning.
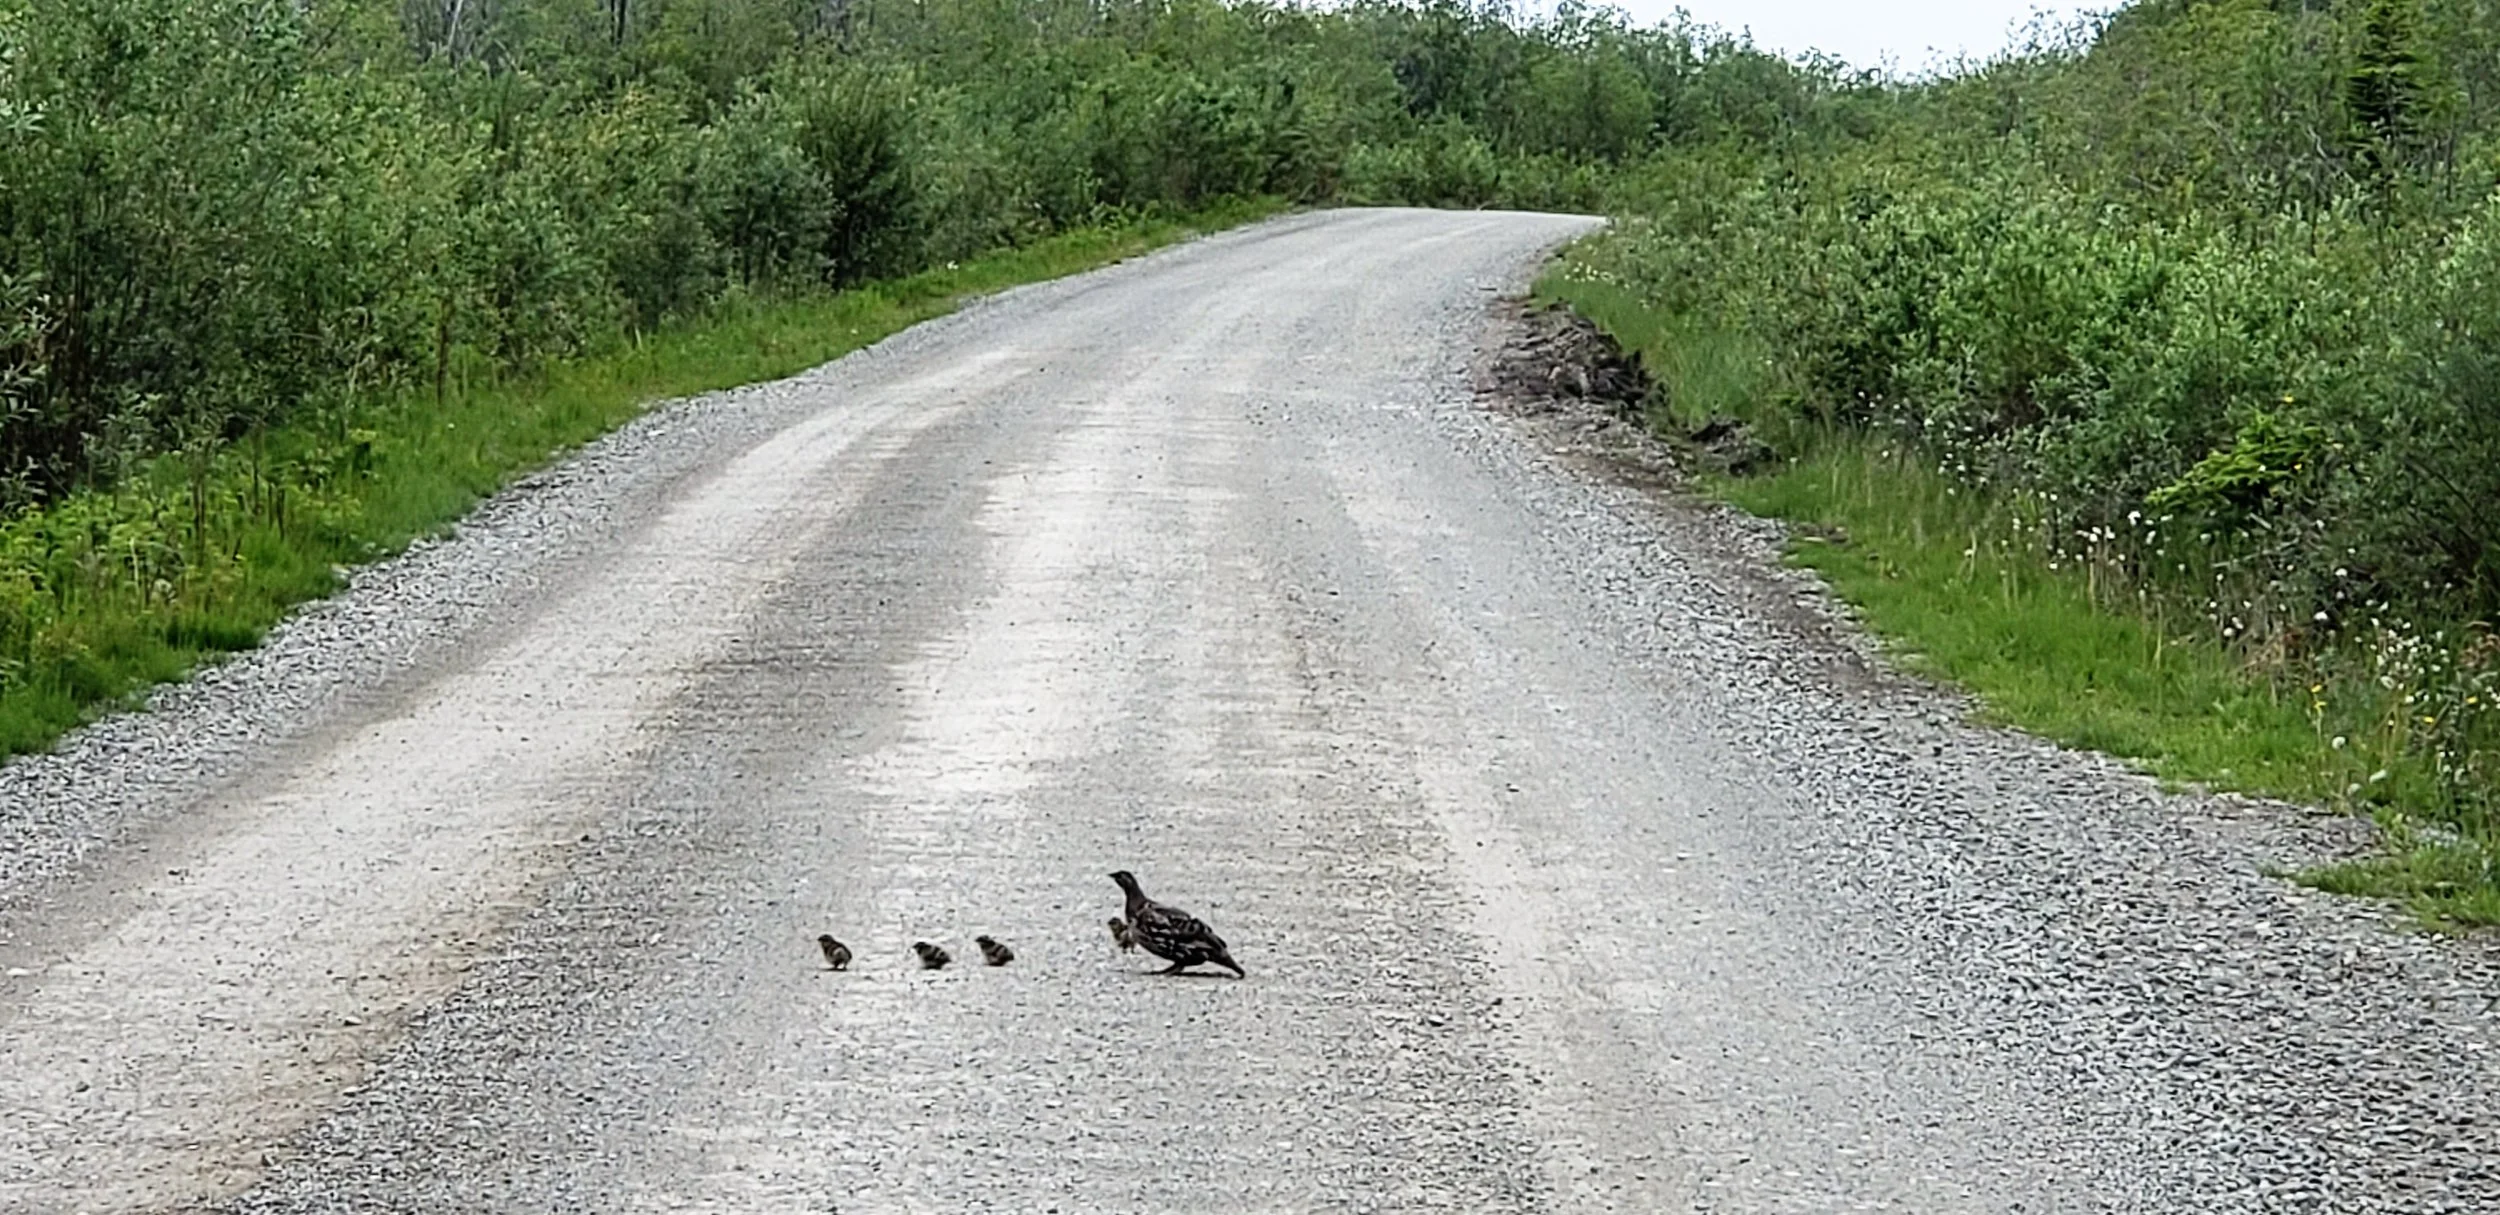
[1562,0,2500,828]
[0,0,1724,514]
[35,0,2489,820]
[1344,118,1504,206]
[1576,0,2500,636]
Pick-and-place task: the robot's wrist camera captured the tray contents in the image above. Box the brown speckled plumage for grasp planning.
[1107,917,1138,952]
[1109,870,1244,978]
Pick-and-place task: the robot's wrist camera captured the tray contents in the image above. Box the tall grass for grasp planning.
[1550,275,1776,436]
[1727,441,2329,795]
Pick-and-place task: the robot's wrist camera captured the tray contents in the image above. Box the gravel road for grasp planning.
[2,207,2496,1214]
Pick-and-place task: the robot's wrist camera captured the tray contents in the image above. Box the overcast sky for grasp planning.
[1585,1,2108,74]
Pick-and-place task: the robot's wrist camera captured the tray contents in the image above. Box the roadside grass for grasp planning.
[0,198,1283,760]
[1543,270,2500,928]
[1537,277,1783,439]
[1727,446,2332,796]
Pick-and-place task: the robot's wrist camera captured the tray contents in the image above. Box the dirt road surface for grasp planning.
[2,209,2495,1213]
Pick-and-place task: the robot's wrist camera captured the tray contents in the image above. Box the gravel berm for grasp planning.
[0,207,2494,1213]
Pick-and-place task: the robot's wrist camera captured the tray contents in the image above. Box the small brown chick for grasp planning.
[912,941,951,970]
[974,935,1015,967]
[816,934,852,971]
[1107,917,1138,953]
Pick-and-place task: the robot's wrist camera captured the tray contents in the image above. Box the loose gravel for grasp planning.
[1,207,2494,1214]
[1464,296,2500,1209]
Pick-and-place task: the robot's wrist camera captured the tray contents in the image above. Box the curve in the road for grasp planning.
[1,208,2495,1214]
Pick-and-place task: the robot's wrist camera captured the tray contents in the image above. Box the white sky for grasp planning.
[1587,2,2109,74]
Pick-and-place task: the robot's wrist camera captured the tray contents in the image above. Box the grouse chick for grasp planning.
[1107,916,1138,953]
[1109,870,1244,978]
[816,934,852,971]
[974,935,1015,966]
[912,941,951,970]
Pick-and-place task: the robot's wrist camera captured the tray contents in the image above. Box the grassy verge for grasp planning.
[1544,270,2500,929]
[1723,448,2334,794]
[0,198,1283,759]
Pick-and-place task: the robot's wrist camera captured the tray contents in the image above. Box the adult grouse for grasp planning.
[1109,870,1244,978]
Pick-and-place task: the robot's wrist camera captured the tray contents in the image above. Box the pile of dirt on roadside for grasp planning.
[1484,301,1654,421]
[1480,300,1777,481]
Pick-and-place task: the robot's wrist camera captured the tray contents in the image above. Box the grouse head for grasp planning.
[1109,870,1152,917]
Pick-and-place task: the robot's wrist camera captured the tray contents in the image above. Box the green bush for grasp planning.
[1344,118,1504,206]
[1557,0,2500,885]
[0,0,1716,516]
